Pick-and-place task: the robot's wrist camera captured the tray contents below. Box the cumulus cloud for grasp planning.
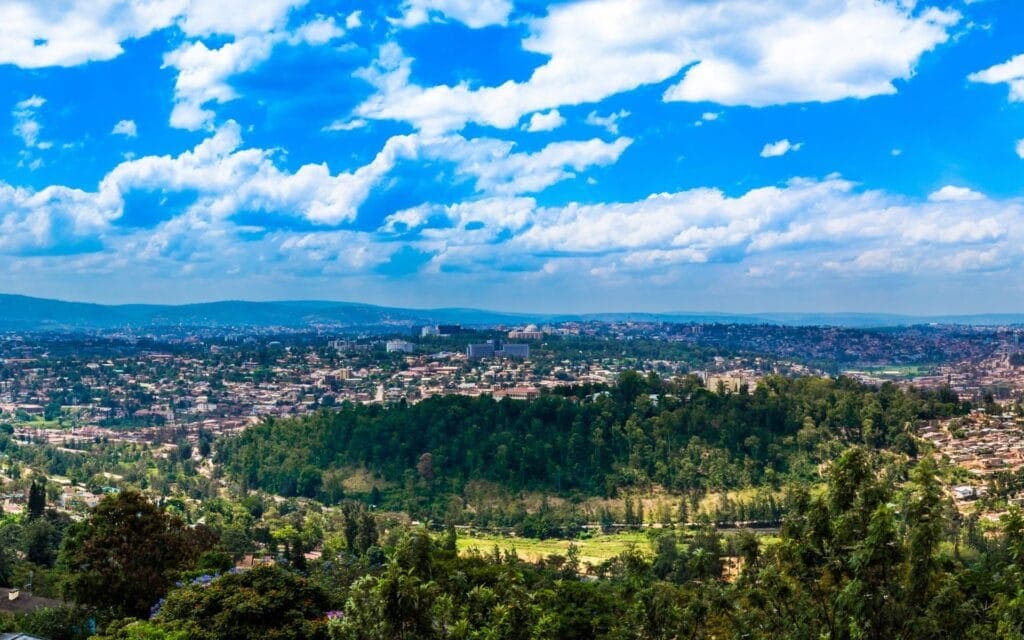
[394,0,513,29]
[0,181,120,254]
[969,53,1024,102]
[928,185,984,202]
[393,176,1024,280]
[0,0,343,132]
[175,0,305,38]
[289,15,345,45]
[356,0,958,133]
[0,0,308,69]
[111,119,138,138]
[163,10,344,131]
[760,139,802,158]
[0,119,634,259]
[163,35,280,130]
[1017,139,1024,160]
[6,168,1024,293]
[524,110,565,132]
[0,0,182,68]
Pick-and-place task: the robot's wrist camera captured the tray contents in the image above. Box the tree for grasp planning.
[57,491,216,620]
[152,565,329,640]
[23,517,59,567]
[27,479,46,519]
[905,457,945,610]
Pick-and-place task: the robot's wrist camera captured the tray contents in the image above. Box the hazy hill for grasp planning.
[1,294,1022,331]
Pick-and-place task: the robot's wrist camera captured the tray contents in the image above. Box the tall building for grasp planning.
[500,344,529,358]
[466,343,495,359]
[466,340,529,360]
[386,340,414,354]
[421,325,439,337]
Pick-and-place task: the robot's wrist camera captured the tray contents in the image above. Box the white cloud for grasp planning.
[323,119,369,132]
[111,119,138,138]
[0,120,632,258]
[175,0,304,38]
[12,95,46,148]
[0,181,120,253]
[663,1,957,106]
[395,0,513,29]
[0,0,183,68]
[695,111,721,126]
[289,15,344,45]
[346,11,363,30]
[0,0,307,69]
[928,185,984,202]
[1017,139,1024,160]
[524,110,565,132]
[7,170,1024,291]
[394,176,1024,281]
[163,10,347,131]
[760,139,802,158]
[585,110,630,135]
[424,136,633,194]
[0,1,330,131]
[163,36,280,130]
[101,122,421,225]
[356,0,958,133]
[968,53,1024,101]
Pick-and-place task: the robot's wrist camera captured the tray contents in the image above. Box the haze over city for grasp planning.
[2,0,1023,312]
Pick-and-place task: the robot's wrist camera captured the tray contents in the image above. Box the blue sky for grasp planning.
[1,0,1023,313]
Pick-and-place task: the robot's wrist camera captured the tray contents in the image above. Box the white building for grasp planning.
[386,340,415,354]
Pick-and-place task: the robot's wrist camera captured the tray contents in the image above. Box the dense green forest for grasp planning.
[219,373,967,515]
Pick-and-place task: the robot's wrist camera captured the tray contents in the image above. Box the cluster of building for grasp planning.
[921,409,1024,485]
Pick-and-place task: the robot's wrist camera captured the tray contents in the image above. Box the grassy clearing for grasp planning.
[12,419,62,429]
[341,467,392,493]
[458,531,652,566]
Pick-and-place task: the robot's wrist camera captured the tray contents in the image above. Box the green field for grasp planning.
[457,531,652,566]
[853,364,937,378]
[11,419,62,429]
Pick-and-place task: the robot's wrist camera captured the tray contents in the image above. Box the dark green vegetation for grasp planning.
[8,451,1024,639]
[220,373,966,520]
[0,373,1009,640]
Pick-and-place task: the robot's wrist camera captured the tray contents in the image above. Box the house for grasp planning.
[953,485,977,500]
[0,588,63,615]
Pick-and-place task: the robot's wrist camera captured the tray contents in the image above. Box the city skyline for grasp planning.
[2,0,1023,313]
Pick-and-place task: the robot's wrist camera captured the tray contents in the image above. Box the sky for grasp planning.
[1,0,1023,314]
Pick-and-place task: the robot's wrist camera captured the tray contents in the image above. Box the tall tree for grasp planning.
[57,491,216,619]
[27,479,46,519]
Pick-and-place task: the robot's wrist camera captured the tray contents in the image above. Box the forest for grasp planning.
[218,372,968,517]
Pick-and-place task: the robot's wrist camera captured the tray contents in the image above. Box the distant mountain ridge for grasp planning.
[0,294,1022,331]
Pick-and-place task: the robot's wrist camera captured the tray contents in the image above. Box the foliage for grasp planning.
[144,565,330,640]
[57,491,216,620]
[220,374,963,519]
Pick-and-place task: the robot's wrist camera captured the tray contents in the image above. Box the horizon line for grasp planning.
[4,292,1024,321]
